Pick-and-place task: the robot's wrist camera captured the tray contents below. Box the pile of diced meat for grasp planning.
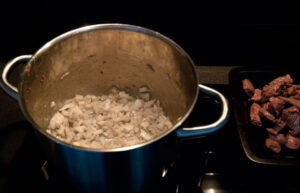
[243,74,300,153]
[47,87,173,149]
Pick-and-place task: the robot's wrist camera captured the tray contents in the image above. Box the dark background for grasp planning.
[1,0,300,66]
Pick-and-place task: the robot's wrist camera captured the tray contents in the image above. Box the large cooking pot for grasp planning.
[0,24,229,193]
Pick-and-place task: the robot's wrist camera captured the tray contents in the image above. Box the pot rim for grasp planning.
[18,23,200,152]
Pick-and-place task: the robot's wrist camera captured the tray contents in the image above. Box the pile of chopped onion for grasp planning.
[47,87,172,149]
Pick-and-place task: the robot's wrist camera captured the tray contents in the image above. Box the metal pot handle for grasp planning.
[176,84,230,138]
[0,55,32,100]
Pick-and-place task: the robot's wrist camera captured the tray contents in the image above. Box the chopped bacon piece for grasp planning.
[265,138,281,153]
[250,103,262,127]
[242,79,255,97]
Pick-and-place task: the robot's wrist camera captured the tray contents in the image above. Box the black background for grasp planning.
[1,0,300,66]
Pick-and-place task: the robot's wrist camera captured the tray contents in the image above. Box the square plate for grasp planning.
[229,66,300,166]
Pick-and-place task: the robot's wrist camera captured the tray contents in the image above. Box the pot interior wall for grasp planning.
[21,28,197,131]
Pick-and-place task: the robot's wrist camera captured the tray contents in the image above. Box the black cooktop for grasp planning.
[1,65,300,193]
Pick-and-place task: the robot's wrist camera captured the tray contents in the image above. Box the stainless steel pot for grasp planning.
[0,24,229,193]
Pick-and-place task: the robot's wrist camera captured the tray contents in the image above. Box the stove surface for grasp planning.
[1,64,300,193]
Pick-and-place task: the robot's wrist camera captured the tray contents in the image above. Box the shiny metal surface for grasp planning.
[176,84,230,137]
[0,55,32,100]
[36,128,176,193]
[1,24,229,192]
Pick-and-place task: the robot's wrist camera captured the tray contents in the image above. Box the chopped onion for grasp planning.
[47,88,172,149]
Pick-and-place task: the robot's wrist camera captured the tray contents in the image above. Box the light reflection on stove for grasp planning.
[175,184,179,193]
[205,172,216,176]
[206,188,216,193]
[161,161,175,178]
[41,160,49,181]
[161,167,168,178]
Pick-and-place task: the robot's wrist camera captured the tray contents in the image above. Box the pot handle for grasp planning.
[176,84,230,138]
[0,55,32,100]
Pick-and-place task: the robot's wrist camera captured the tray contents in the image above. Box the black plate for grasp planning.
[229,66,300,166]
